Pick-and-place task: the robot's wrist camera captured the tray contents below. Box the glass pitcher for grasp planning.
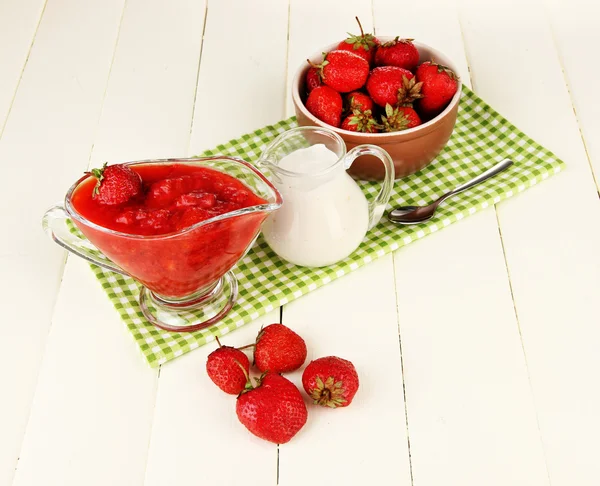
[258,126,394,267]
[42,157,282,332]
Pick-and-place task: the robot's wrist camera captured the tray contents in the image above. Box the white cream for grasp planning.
[262,144,369,267]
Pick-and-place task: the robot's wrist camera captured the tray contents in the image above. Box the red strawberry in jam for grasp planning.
[175,192,217,209]
[146,176,206,208]
[89,163,142,205]
[221,187,250,205]
[72,163,269,298]
[174,207,211,231]
[115,208,171,231]
[138,209,171,230]
[79,166,265,235]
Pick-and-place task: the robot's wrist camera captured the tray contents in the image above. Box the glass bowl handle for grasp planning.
[42,204,128,276]
[344,145,395,230]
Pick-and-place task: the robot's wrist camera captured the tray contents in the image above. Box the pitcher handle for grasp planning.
[42,204,129,276]
[344,145,395,230]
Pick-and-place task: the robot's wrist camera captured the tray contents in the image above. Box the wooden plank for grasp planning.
[188,0,289,154]
[0,0,45,133]
[374,0,471,74]
[376,1,550,484]
[393,212,550,486]
[144,314,279,486]
[543,0,600,188]
[12,0,208,484]
[458,0,600,484]
[278,256,412,485]
[278,2,411,483]
[89,0,207,164]
[0,0,125,254]
[145,1,287,484]
[12,259,158,486]
[0,254,65,486]
[0,0,125,484]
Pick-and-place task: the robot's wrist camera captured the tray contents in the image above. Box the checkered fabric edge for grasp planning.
[75,86,565,367]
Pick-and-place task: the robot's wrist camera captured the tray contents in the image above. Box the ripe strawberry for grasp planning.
[416,61,459,118]
[236,373,308,444]
[206,337,251,395]
[305,67,321,94]
[341,109,380,133]
[254,324,307,374]
[115,207,171,231]
[374,37,419,71]
[89,163,142,205]
[305,85,343,127]
[345,91,374,113]
[302,356,359,408]
[366,66,423,107]
[310,50,370,93]
[336,16,380,65]
[146,175,208,208]
[381,103,422,132]
[175,192,217,209]
[173,206,210,230]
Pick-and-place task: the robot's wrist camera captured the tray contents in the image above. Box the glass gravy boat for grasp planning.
[42,157,282,332]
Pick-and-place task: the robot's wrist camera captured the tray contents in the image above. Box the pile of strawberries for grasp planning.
[206,323,359,444]
[304,18,459,133]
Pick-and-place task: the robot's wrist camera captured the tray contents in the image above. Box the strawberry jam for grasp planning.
[71,163,268,299]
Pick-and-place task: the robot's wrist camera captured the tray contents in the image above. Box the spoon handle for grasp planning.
[440,158,514,203]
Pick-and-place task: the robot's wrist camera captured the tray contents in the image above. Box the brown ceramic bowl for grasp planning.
[292,39,462,180]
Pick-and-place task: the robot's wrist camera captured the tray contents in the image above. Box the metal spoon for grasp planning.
[388,158,514,225]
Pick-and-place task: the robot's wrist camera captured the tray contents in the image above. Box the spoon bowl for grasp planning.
[388,205,436,224]
[388,158,513,225]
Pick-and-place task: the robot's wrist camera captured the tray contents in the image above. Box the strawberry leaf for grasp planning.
[385,103,394,117]
[89,162,107,198]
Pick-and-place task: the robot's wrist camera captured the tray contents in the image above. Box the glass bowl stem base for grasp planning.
[138,271,238,332]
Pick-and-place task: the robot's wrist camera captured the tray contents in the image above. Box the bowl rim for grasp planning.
[291,38,463,139]
[64,157,283,241]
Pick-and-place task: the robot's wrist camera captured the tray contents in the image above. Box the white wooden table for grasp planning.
[2,0,599,484]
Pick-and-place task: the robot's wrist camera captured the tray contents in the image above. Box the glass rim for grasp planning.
[65,156,283,241]
[258,126,347,178]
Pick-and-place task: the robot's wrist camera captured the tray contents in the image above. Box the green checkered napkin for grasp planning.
[79,86,565,367]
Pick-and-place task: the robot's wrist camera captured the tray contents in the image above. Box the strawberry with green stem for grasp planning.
[416,60,459,118]
[254,323,307,374]
[236,369,308,444]
[336,16,380,65]
[308,50,370,93]
[345,91,374,114]
[380,103,421,132]
[374,37,419,71]
[305,66,321,94]
[366,66,423,108]
[302,356,359,408]
[88,162,142,205]
[206,336,251,395]
[341,109,381,133]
